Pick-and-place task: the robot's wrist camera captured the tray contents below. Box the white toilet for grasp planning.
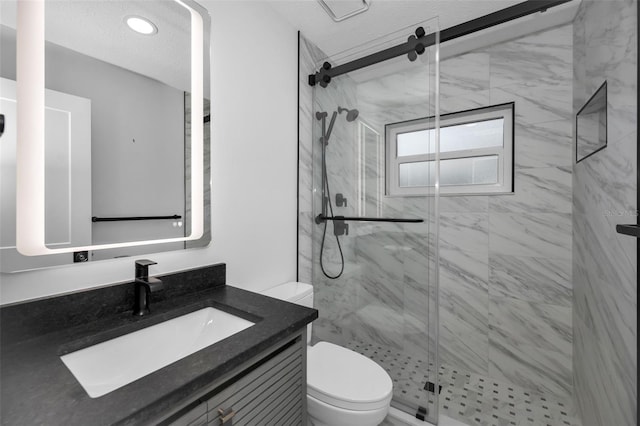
[261,282,393,426]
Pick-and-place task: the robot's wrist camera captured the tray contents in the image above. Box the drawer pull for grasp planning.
[218,407,236,425]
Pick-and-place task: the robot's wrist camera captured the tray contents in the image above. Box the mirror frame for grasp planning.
[16,0,208,256]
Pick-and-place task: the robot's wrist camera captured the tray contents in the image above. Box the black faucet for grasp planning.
[133,259,163,316]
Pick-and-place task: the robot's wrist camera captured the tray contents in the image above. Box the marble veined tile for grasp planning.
[573,317,604,426]
[491,81,572,125]
[489,212,572,260]
[573,133,637,290]
[440,249,489,295]
[298,212,313,284]
[439,249,490,375]
[357,66,431,110]
[514,119,572,169]
[489,24,573,89]
[572,258,636,391]
[439,90,490,115]
[489,254,571,306]
[488,333,572,398]
[489,297,572,356]
[489,166,572,214]
[440,213,489,254]
[439,196,488,213]
[351,303,405,351]
[574,316,637,426]
[440,52,490,98]
[440,319,489,377]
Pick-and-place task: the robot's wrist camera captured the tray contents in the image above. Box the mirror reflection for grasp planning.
[0,0,211,271]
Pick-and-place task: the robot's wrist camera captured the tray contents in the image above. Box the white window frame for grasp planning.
[385,102,514,196]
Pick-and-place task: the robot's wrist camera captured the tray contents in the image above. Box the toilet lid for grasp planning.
[307,342,393,411]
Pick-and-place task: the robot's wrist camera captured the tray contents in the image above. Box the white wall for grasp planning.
[0,0,298,304]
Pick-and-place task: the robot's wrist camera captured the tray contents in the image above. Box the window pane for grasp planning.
[440,155,498,186]
[441,118,504,153]
[399,156,498,188]
[399,161,433,187]
[397,129,434,156]
[397,118,504,157]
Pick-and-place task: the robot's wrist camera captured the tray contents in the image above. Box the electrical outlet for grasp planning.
[73,251,89,263]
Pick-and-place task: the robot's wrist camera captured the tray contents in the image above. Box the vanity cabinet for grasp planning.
[162,333,306,426]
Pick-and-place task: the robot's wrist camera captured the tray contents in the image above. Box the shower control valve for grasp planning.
[336,193,347,207]
[333,218,349,237]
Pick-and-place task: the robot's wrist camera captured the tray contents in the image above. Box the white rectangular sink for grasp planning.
[61,307,255,398]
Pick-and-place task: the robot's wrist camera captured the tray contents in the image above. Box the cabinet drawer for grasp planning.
[206,339,303,425]
[167,403,207,426]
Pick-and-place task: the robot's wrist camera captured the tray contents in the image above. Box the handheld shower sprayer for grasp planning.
[314,105,360,280]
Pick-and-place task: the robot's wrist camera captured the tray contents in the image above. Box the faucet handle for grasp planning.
[145,277,164,293]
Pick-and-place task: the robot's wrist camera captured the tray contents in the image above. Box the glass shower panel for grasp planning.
[311,17,440,424]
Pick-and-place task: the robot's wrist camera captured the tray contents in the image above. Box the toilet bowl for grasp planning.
[261,282,392,426]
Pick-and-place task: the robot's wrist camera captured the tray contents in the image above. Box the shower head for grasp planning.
[338,107,359,122]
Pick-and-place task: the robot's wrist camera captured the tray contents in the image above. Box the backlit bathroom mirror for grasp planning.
[576,81,607,163]
[0,0,211,271]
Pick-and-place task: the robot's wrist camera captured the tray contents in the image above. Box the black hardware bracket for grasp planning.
[309,0,572,88]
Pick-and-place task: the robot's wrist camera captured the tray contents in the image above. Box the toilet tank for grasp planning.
[261,282,313,344]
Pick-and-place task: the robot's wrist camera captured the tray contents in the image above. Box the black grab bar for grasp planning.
[92,215,182,222]
[316,214,424,224]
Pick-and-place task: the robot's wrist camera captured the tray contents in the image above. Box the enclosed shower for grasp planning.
[299,1,637,425]
[306,19,441,423]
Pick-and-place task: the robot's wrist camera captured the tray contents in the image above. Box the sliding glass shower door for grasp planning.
[308,18,440,424]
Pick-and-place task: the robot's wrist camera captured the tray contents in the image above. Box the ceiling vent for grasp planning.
[317,0,370,22]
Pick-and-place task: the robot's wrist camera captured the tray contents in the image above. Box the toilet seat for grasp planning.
[307,342,393,411]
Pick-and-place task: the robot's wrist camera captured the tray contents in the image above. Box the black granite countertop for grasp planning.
[0,265,317,426]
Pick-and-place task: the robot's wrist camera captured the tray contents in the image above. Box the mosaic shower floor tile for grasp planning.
[345,340,581,426]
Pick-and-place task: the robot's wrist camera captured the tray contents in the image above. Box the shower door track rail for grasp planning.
[316,214,424,223]
[309,0,572,87]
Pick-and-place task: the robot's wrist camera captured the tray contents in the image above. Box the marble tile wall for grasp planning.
[299,35,369,349]
[572,1,637,425]
[355,24,575,399]
[300,22,579,405]
[300,36,440,417]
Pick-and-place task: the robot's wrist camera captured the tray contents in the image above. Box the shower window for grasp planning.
[386,102,514,196]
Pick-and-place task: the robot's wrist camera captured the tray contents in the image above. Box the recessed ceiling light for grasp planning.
[125,16,158,35]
